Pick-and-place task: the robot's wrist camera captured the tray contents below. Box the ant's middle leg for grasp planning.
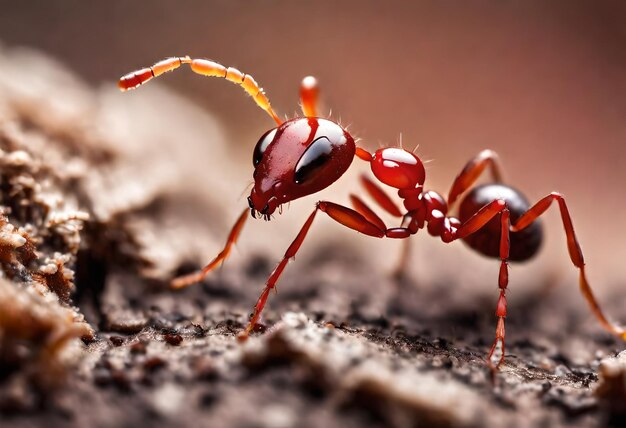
[357,175,403,217]
[351,175,410,277]
[454,199,511,369]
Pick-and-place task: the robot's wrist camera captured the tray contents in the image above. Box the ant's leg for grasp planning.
[454,200,511,368]
[119,56,281,125]
[171,208,248,289]
[447,150,504,206]
[512,193,626,339]
[242,201,412,339]
[489,208,510,369]
[354,175,411,275]
[242,208,321,339]
[349,194,387,231]
[319,201,413,239]
[359,175,403,217]
[350,191,412,278]
[300,76,319,117]
[392,239,412,280]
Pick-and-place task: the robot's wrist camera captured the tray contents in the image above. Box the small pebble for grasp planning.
[109,336,124,347]
[164,333,183,346]
[151,383,185,418]
[144,356,167,371]
[193,356,218,381]
[130,340,147,354]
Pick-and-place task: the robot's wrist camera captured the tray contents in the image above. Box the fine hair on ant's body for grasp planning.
[119,56,625,369]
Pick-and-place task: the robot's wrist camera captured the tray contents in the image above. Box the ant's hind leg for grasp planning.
[512,193,626,339]
[171,208,248,289]
[447,150,504,206]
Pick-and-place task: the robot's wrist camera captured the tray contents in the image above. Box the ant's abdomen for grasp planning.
[459,184,542,262]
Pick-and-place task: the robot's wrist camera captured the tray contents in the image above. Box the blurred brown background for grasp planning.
[1,0,625,288]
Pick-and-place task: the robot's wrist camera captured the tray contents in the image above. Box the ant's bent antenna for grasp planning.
[118,56,282,125]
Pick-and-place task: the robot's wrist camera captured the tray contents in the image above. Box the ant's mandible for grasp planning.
[119,56,625,369]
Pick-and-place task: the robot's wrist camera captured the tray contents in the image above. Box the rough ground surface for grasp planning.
[0,46,624,428]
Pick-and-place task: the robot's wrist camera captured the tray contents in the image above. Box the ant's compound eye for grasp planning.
[294,136,335,184]
[253,128,278,166]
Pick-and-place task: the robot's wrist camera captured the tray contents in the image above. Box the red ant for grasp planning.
[119,56,625,368]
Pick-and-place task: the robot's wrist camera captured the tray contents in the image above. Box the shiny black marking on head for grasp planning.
[294,136,334,184]
[253,128,277,167]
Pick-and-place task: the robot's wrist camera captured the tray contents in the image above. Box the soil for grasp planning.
[0,45,624,428]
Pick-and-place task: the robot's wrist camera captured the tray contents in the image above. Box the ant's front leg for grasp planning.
[171,208,248,289]
[241,208,320,339]
[241,200,413,340]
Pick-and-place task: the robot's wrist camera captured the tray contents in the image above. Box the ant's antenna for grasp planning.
[118,56,282,125]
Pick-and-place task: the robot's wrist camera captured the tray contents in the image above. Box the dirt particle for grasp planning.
[163,333,183,346]
[109,335,124,347]
[193,356,218,381]
[130,340,148,355]
[104,312,148,334]
[144,356,167,372]
[150,383,185,417]
[199,391,218,408]
[596,351,626,419]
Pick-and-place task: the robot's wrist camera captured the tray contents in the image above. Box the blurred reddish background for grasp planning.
[0,1,624,288]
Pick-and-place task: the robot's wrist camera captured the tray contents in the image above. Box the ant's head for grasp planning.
[248,117,355,219]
